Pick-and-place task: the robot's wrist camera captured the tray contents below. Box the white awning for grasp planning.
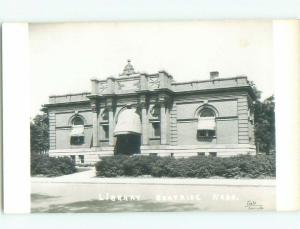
[114,109,141,136]
[197,117,216,130]
[70,125,84,136]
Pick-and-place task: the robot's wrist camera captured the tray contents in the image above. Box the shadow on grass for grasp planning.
[31,199,202,213]
[31,193,61,202]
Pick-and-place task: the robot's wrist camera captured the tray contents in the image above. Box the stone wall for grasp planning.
[47,103,93,150]
[175,91,245,146]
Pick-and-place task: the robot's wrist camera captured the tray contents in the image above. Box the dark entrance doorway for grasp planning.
[114,134,141,155]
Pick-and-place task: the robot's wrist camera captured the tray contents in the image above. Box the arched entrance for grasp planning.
[114,134,141,155]
[113,108,142,155]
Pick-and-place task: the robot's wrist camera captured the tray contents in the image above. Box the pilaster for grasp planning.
[107,98,115,146]
[158,94,170,145]
[91,101,99,147]
[140,95,149,145]
[49,112,56,150]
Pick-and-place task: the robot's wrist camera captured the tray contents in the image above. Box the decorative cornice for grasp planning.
[149,77,160,88]
[43,100,90,108]
[91,103,98,113]
[56,124,93,130]
[106,97,114,111]
[158,93,170,104]
[174,86,255,99]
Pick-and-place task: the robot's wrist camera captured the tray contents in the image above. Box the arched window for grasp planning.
[197,108,216,139]
[70,116,84,145]
[100,109,109,142]
[72,116,84,126]
[149,105,160,139]
[200,108,215,117]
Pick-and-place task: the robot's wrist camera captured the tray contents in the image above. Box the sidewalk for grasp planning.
[31,168,276,187]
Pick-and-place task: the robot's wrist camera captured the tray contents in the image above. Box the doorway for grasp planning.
[114,134,141,155]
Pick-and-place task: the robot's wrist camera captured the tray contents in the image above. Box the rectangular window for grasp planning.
[197,152,205,156]
[152,122,160,137]
[102,125,109,139]
[209,152,217,157]
[79,155,85,164]
[70,136,84,145]
[197,130,215,138]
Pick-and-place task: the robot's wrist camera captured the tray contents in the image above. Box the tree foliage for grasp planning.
[30,113,49,155]
[249,81,275,154]
[254,95,276,154]
[30,112,77,176]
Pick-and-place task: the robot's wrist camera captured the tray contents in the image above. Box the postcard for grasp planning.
[2,20,300,213]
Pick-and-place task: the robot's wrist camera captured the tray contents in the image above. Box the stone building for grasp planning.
[44,60,256,164]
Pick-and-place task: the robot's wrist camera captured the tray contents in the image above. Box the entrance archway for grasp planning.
[114,134,141,155]
[113,108,142,155]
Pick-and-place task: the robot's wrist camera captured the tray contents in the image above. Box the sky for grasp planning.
[29,21,274,117]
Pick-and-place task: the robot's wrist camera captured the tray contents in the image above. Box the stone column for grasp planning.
[108,107,114,145]
[159,95,170,145]
[160,102,167,145]
[107,98,114,146]
[98,106,103,143]
[140,100,149,145]
[166,102,170,143]
[91,102,99,147]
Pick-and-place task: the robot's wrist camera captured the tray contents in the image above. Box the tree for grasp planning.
[30,113,49,155]
[249,81,275,154]
[254,95,275,154]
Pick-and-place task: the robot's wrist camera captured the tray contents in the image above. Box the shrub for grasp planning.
[31,154,77,177]
[95,155,127,177]
[95,154,276,178]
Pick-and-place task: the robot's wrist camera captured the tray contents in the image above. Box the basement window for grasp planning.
[209,152,217,157]
[79,155,85,164]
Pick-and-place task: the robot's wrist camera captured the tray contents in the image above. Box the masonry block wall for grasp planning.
[175,93,241,146]
[47,101,93,150]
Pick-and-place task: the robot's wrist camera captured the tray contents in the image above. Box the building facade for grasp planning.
[44,60,256,164]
